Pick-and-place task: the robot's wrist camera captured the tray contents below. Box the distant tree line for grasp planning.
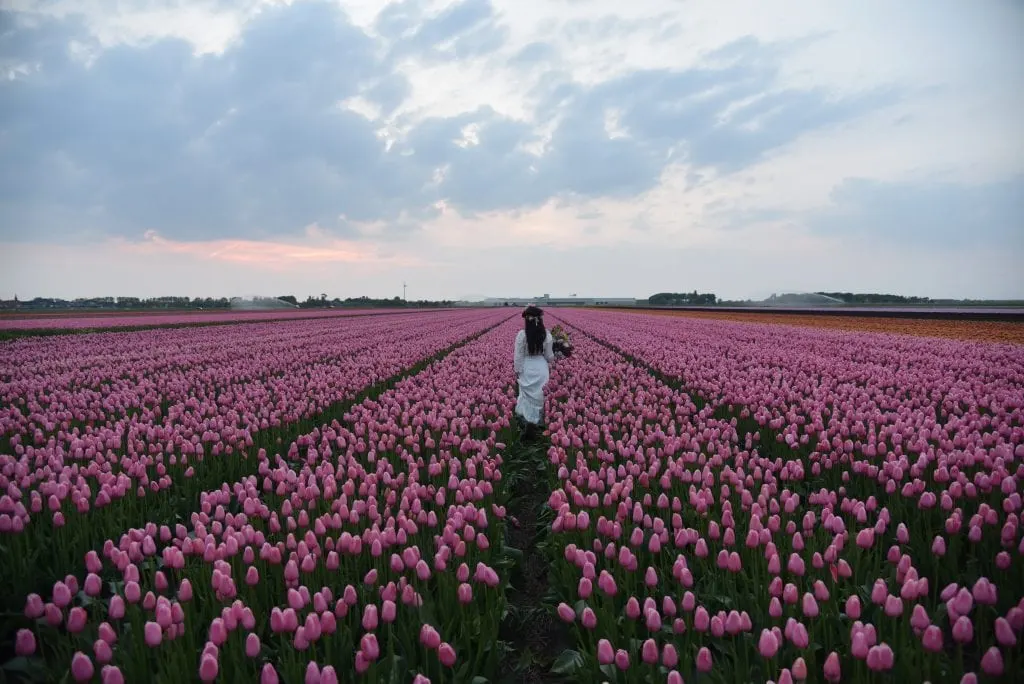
[0,294,455,311]
[0,296,232,310]
[813,292,933,304]
[290,295,454,309]
[647,291,718,306]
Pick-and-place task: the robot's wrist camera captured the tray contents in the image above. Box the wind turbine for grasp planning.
[403,282,407,302]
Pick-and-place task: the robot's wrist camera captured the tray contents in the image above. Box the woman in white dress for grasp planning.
[513,305,555,435]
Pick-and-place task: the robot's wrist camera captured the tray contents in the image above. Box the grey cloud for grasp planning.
[809,176,1024,247]
[562,14,677,43]
[429,116,547,214]
[374,0,428,39]
[393,0,508,60]
[578,42,899,172]
[364,73,411,115]
[1,1,433,242]
[507,41,556,68]
[227,1,378,101]
[684,87,900,171]
[1,6,903,245]
[433,36,897,213]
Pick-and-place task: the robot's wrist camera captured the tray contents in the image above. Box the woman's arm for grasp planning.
[543,331,555,362]
[513,330,526,374]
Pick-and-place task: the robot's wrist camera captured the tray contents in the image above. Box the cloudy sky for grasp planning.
[1,0,1022,302]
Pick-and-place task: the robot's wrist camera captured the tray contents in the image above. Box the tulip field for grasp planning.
[0,308,427,339]
[1,309,1022,683]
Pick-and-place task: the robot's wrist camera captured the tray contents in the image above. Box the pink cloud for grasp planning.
[113,231,422,269]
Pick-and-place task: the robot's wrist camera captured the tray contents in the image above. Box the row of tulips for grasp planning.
[558,311,1024,600]
[1,309,505,473]
[9,317,524,682]
[533,311,1022,682]
[0,311,508,610]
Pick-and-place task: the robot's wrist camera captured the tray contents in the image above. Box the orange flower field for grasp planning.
[605,309,1024,345]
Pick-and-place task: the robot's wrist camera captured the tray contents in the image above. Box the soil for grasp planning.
[498,429,572,684]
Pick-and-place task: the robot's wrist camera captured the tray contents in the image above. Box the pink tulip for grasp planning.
[209,618,227,646]
[884,595,903,617]
[24,594,44,619]
[921,625,944,652]
[100,666,125,684]
[361,633,380,661]
[792,657,808,680]
[597,571,617,596]
[952,615,974,644]
[261,664,280,684]
[67,607,87,633]
[980,647,1004,676]
[696,646,712,672]
[759,628,779,658]
[382,599,397,623]
[362,604,378,631]
[641,638,658,664]
[144,621,162,647]
[866,643,894,671]
[53,581,72,608]
[14,629,35,656]
[438,642,456,667]
[972,577,997,605]
[845,595,861,619]
[71,652,95,682]
[420,624,441,649]
[801,593,819,618]
[952,588,974,615]
[94,638,113,664]
[994,617,1017,647]
[910,604,930,631]
[246,633,261,657]
[823,652,841,682]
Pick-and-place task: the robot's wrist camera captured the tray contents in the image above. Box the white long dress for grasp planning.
[513,329,555,424]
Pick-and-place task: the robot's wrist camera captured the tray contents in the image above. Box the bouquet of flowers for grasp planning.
[551,324,573,358]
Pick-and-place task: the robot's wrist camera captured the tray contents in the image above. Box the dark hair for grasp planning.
[522,306,545,355]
